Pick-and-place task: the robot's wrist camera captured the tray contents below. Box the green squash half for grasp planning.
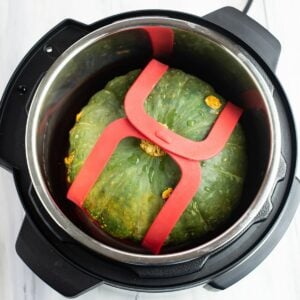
[65,68,247,246]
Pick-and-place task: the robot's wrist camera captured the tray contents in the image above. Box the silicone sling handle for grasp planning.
[143,26,174,57]
[125,59,243,160]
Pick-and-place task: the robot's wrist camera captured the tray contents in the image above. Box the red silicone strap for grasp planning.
[142,158,201,254]
[67,119,202,255]
[67,59,243,254]
[143,26,174,57]
[67,118,145,206]
[125,59,243,160]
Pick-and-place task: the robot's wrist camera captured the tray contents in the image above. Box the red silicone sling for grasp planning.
[67,27,243,254]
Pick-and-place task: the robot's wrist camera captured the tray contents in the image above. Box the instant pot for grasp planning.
[0,7,299,297]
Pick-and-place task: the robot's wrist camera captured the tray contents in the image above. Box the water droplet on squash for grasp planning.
[128,154,140,165]
[187,120,195,127]
[166,109,177,128]
[149,166,155,183]
[204,187,210,192]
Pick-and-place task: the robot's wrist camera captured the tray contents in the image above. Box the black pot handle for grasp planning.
[203,7,281,72]
[16,217,101,297]
[0,19,91,171]
[206,177,300,290]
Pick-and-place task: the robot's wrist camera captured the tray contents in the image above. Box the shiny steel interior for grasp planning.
[25,17,281,264]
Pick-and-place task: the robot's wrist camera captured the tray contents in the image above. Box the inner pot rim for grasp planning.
[25,16,281,265]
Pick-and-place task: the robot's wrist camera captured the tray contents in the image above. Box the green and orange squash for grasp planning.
[65,68,247,246]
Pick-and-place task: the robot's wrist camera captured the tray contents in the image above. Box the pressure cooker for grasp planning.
[0,7,299,297]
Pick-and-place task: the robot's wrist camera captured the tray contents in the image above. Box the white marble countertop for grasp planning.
[0,0,299,299]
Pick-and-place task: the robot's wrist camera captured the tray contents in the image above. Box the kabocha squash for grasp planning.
[65,68,247,246]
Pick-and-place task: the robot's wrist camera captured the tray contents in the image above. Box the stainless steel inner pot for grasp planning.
[25,16,282,265]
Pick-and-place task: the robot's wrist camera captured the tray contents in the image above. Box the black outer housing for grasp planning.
[0,7,299,297]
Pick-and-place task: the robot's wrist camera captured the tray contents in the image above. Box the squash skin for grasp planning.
[66,69,247,246]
